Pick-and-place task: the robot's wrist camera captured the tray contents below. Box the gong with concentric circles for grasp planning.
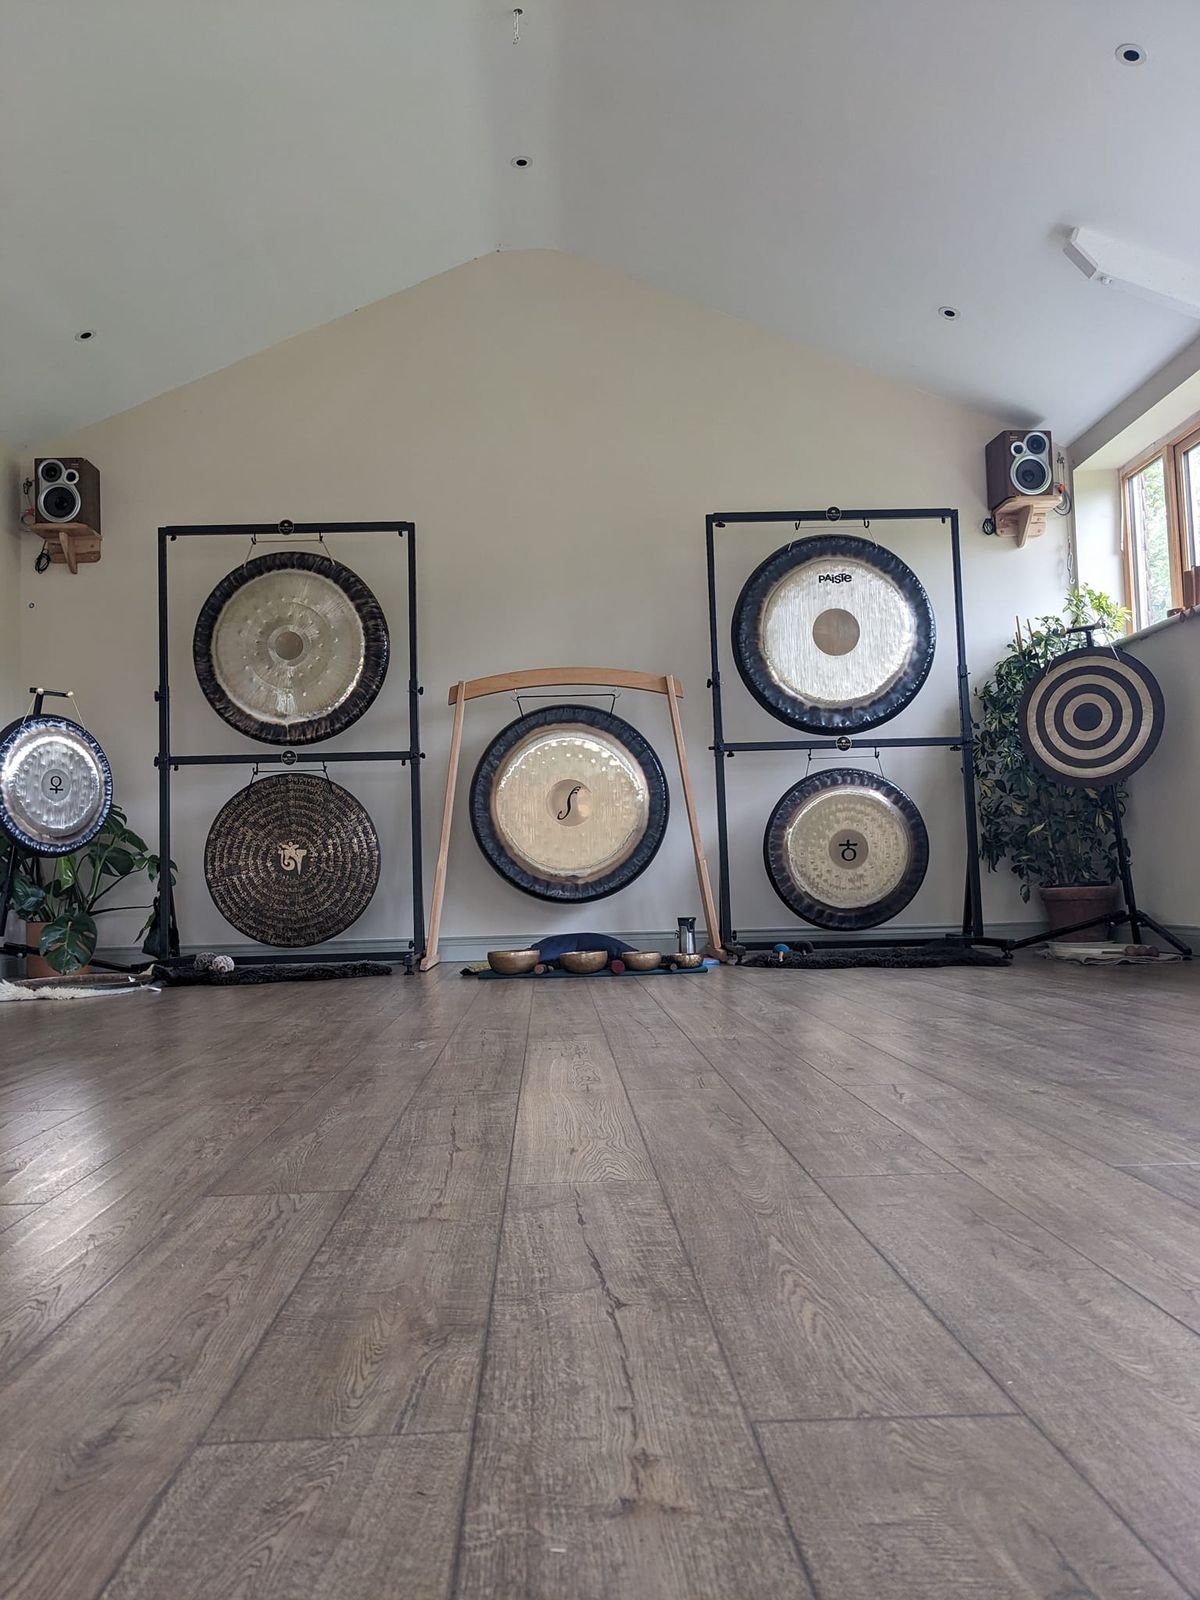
[470,705,670,901]
[764,767,929,929]
[204,772,380,945]
[193,551,389,744]
[0,716,113,856]
[1019,646,1164,788]
[732,535,936,732]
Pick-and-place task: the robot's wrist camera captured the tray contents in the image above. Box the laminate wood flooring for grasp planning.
[1,957,1198,1598]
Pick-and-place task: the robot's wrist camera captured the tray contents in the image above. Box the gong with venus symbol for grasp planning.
[732,534,936,732]
[469,704,670,901]
[764,767,929,929]
[193,551,390,745]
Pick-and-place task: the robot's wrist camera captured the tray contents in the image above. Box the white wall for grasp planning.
[22,250,1068,951]
[1,439,25,727]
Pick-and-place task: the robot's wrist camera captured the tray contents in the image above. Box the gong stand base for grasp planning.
[705,507,988,953]
[983,788,1191,959]
[153,522,426,975]
[421,668,722,971]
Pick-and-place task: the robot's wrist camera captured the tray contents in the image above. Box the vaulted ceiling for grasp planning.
[4,0,1199,444]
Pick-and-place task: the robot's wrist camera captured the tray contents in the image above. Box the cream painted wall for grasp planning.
[22,250,1068,952]
[1,438,25,727]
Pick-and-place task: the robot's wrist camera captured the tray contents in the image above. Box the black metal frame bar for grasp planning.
[155,521,425,973]
[705,506,985,951]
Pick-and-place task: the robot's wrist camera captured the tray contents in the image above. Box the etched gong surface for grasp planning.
[764,767,929,929]
[1020,646,1164,787]
[732,535,936,732]
[204,772,380,946]
[469,704,669,901]
[193,551,389,744]
[0,716,112,856]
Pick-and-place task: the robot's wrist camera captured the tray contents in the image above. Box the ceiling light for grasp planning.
[1116,43,1146,64]
[937,306,960,322]
[510,156,530,168]
[74,329,95,342]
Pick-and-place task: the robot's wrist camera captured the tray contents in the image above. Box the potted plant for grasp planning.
[8,805,174,975]
[974,586,1129,939]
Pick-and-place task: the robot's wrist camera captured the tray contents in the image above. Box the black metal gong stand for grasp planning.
[705,506,985,951]
[980,624,1190,957]
[154,521,425,974]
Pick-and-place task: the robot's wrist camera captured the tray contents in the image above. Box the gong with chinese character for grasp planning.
[763,767,929,929]
[732,535,936,732]
[1019,646,1164,787]
[204,772,380,945]
[469,704,670,901]
[193,551,390,744]
[0,716,113,856]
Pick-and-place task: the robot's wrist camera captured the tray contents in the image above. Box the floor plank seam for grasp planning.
[752,1409,1023,1426]
[187,1428,472,1449]
[597,984,825,1600]
[444,985,533,1600]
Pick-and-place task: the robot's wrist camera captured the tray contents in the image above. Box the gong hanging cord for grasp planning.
[241,531,331,565]
[513,690,621,717]
[802,746,885,775]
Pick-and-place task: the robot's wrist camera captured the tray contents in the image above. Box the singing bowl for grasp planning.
[623,950,663,971]
[559,950,609,974]
[670,952,705,968]
[487,949,540,974]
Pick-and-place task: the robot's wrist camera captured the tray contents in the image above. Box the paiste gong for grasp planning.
[732,535,936,732]
[204,772,380,946]
[1020,646,1164,787]
[193,551,389,744]
[0,717,112,856]
[470,705,670,902]
[764,768,929,930]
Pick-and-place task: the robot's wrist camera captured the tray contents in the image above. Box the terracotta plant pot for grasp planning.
[21,921,92,980]
[1038,884,1117,943]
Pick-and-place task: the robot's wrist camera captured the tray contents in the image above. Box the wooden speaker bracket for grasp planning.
[421,667,722,969]
[990,493,1061,549]
[26,521,102,574]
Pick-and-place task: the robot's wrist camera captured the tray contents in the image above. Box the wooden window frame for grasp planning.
[1120,412,1200,627]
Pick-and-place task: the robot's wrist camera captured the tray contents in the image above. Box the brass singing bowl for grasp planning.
[559,950,609,974]
[622,950,662,971]
[671,952,705,968]
[487,949,540,974]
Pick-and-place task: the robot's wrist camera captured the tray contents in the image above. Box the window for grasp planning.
[1121,419,1200,629]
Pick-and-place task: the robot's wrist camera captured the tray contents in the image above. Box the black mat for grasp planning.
[463,964,708,980]
[154,960,392,986]
[738,945,1009,970]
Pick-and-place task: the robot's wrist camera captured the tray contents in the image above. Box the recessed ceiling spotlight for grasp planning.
[510,156,531,168]
[74,329,96,342]
[1116,43,1146,64]
[937,305,960,322]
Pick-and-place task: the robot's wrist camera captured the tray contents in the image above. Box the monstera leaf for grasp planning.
[38,912,99,975]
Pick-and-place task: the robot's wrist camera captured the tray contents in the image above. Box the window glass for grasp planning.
[1127,456,1171,627]
[1180,440,1200,568]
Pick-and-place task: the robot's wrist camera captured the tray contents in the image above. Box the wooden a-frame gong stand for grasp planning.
[420,667,722,971]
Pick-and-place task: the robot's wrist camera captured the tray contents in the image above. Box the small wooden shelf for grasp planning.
[990,493,1061,549]
[26,522,101,574]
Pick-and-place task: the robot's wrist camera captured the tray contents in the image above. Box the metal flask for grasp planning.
[677,916,697,955]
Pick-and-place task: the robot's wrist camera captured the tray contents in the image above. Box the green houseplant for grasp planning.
[9,805,174,974]
[974,586,1129,934]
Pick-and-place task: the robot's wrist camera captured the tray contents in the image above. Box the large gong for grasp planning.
[1020,646,1164,787]
[193,551,389,744]
[764,768,929,929]
[0,717,112,856]
[732,535,936,732]
[204,772,381,945]
[469,704,669,901]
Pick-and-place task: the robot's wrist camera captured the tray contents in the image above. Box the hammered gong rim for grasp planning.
[193,551,390,745]
[732,535,936,732]
[0,716,113,857]
[1019,646,1164,787]
[469,704,670,902]
[763,766,929,929]
[204,772,381,946]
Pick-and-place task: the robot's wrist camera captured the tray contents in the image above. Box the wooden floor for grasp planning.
[2,958,1200,1599]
